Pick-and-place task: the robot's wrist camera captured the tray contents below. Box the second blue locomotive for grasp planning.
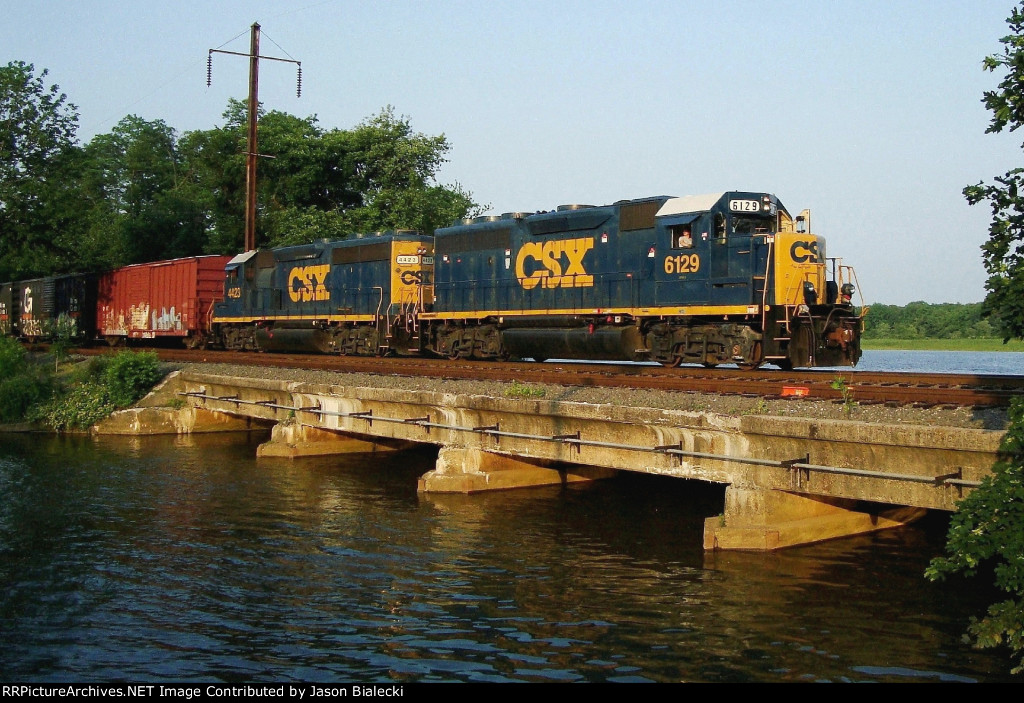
[212,231,434,355]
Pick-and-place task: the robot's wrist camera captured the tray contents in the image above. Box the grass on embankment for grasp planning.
[862,338,1024,352]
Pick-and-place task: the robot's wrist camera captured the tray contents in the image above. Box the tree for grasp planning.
[335,106,481,237]
[928,4,1024,674]
[78,115,206,267]
[0,61,82,280]
[964,4,1024,341]
[181,102,480,252]
[1,80,480,272]
[926,398,1024,674]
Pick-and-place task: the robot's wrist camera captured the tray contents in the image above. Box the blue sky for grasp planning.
[2,0,1019,305]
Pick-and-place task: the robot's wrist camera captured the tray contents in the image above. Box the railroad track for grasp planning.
[67,345,1024,408]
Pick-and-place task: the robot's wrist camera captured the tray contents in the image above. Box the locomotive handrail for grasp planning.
[760,233,774,332]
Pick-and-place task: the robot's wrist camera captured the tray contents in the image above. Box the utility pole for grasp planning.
[208,22,302,252]
[245,24,260,255]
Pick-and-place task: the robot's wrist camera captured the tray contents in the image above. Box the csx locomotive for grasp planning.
[212,190,863,369]
[1,191,864,370]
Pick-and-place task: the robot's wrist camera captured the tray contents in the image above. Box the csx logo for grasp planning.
[790,240,822,264]
[399,270,432,285]
[289,264,330,302]
[515,237,594,290]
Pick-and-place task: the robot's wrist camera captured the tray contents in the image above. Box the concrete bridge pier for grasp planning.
[703,486,927,551]
[256,422,414,458]
[418,446,617,494]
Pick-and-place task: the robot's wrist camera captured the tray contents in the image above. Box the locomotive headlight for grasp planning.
[802,280,817,305]
[840,283,855,304]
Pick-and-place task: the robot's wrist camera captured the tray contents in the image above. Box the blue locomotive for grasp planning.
[422,191,862,369]
[212,231,434,355]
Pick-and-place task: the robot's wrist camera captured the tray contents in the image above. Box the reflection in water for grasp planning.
[0,433,1015,682]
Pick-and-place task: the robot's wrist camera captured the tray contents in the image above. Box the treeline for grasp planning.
[862,301,1001,339]
[0,61,481,282]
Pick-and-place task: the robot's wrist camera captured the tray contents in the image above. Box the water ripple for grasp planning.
[0,434,1016,682]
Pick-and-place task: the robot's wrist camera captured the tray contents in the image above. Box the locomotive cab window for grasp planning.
[670,225,694,249]
[731,215,775,235]
[714,213,727,243]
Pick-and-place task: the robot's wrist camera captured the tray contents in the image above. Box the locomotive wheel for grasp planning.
[702,362,718,369]
[532,357,547,363]
[659,356,682,368]
[736,342,763,371]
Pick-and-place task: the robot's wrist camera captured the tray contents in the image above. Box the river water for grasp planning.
[844,349,1024,375]
[1,351,1020,682]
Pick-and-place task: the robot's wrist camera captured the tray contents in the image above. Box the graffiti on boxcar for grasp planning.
[153,307,182,332]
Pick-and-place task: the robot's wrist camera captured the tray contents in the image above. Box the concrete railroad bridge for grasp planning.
[99,370,1005,551]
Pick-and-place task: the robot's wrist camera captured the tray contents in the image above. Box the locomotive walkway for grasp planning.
[95,369,1005,552]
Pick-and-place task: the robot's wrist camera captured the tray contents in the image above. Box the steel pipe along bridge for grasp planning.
[97,370,1005,551]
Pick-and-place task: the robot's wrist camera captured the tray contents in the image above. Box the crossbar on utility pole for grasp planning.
[208,22,301,252]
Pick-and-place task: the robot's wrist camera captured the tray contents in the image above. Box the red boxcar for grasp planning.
[97,255,232,346]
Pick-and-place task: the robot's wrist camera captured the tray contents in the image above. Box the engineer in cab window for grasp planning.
[673,226,693,249]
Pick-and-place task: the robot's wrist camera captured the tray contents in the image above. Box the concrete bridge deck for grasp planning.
[98,370,1006,551]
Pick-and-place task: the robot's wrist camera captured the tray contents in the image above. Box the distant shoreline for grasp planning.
[862,338,1024,352]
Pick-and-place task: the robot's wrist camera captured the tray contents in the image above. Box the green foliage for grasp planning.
[964,3,1024,341]
[0,335,26,378]
[102,351,162,407]
[930,9,1024,672]
[47,312,77,370]
[862,301,1004,340]
[829,375,857,416]
[0,61,83,281]
[1,65,480,276]
[77,115,206,269]
[330,107,483,237]
[926,398,1024,673]
[0,336,53,423]
[863,337,1024,352]
[30,379,115,431]
[29,350,162,430]
[504,380,546,399]
[182,102,481,253]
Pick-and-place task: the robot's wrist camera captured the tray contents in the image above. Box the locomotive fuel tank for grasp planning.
[502,324,646,362]
[254,325,334,353]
